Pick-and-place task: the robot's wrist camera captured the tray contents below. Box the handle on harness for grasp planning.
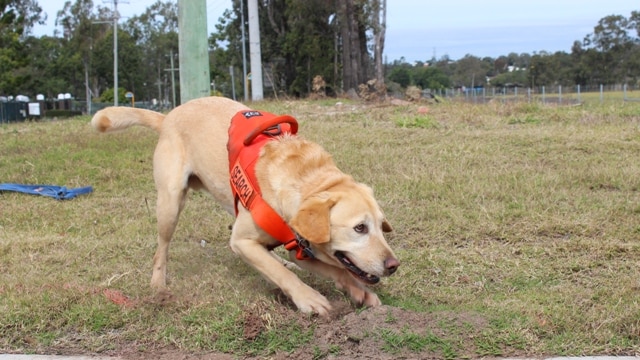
[243,115,298,146]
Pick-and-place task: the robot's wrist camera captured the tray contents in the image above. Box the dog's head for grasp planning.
[290,182,399,284]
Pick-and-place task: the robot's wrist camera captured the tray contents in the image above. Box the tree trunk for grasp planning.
[338,0,368,91]
[373,0,386,84]
[338,0,354,90]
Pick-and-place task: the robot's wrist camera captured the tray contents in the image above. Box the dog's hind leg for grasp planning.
[151,173,189,290]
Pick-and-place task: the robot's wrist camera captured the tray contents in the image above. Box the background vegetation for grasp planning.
[388,11,640,91]
[1,0,639,104]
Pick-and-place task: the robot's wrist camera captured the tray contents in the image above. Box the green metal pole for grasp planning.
[178,0,211,105]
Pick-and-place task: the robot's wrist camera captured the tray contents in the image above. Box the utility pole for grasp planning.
[240,0,248,101]
[155,79,162,105]
[85,63,91,114]
[247,0,263,101]
[164,49,178,108]
[229,66,236,101]
[100,0,123,106]
[178,0,210,104]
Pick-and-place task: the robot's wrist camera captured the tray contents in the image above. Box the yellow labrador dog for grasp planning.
[91,96,399,316]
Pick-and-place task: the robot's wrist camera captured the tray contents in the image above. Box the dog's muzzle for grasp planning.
[334,251,399,284]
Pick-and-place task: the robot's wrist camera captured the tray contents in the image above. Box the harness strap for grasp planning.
[231,155,312,260]
[228,110,312,260]
[248,192,312,260]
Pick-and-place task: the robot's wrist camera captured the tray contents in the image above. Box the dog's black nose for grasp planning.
[385,257,400,275]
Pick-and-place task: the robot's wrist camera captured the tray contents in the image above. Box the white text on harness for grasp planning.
[230,161,255,208]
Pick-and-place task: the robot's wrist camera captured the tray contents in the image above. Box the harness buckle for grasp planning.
[284,233,316,260]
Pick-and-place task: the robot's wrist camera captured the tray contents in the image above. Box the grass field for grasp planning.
[1,98,640,359]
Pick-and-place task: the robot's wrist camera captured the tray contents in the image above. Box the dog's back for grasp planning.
[159,97,249,213]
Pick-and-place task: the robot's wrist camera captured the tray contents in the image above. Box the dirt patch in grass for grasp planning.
[110,301,492,360]
[287,304,490,360]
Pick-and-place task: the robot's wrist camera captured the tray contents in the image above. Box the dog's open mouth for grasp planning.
[335,251,380,284]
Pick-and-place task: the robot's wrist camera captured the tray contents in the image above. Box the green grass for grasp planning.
[2,99,640,358]
[395,114,440,128]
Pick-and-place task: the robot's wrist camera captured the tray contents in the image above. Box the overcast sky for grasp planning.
[33,0,638,62]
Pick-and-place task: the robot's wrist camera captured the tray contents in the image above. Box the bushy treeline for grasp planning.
[1,0,387,103]
[388,12,640,91]
[1,0,638,103]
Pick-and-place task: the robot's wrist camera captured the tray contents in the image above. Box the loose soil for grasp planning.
[106,297,491,360]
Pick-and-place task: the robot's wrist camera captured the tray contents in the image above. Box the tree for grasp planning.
[414,66,450,90]
[490,70,528,88]
[570,40,590,86]
[55,0,113,99]
[260,0,339,96]
[0,0,44,95]
[122,0,179,102]
[0,0,43,37]
[93,28,143,98]
[273,0,337,96]
[387,66,411,88]
[582,12,639,85]
[584,15,630,52]
[98,85,127,103]
[208,8,241,99]
[529,51,573,87]
[17,35,70,97]
[452,55,489,88]
[370,0,386,84]
[337,0,369,91]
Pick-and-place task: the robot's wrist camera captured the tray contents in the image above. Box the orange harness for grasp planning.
[228,110,313,260]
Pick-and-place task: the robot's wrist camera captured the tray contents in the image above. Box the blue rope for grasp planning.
[0,183,93,200]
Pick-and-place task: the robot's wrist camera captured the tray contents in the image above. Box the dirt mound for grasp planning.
[115,299,490,359]
[235,299,488,360]
[282,304,487,359]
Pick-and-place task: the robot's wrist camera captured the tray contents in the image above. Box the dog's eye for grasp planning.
[354,223,368,234]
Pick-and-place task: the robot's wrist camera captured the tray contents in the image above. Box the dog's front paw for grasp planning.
[334,272,382,308]
[348,285,381,308]
[361,290,381,307]
[290,286,332,316]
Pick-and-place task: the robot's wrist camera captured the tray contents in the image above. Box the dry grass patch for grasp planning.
[1,99,640,359]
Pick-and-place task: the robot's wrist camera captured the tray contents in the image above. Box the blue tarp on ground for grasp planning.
[0,184,93,200]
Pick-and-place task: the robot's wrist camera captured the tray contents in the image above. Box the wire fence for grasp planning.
[425,84,640,105]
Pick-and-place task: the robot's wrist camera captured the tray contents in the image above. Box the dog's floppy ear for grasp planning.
[382,219,393,233]
[290,193,337,244]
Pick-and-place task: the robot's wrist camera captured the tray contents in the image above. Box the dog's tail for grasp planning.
[91,107,165,133]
